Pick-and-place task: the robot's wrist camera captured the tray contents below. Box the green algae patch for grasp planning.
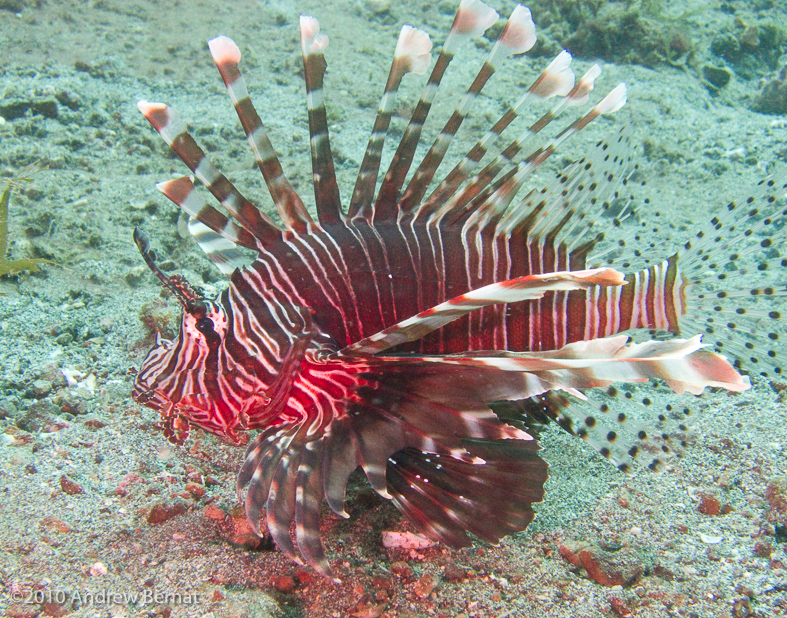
[0,162,55,277]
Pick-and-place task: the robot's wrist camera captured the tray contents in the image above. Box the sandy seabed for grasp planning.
[1,0,786,616]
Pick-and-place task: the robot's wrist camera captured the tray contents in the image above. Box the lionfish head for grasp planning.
[130,228,258,445]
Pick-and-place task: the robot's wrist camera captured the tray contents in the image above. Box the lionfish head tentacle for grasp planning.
[133,227,202,308]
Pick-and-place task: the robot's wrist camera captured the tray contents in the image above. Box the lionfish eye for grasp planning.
[195,316,221,349]
[187,299,207,319]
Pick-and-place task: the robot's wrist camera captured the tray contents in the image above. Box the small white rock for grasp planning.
[699,533,723,544]
[381,531,437,549]
[89,561,108,576]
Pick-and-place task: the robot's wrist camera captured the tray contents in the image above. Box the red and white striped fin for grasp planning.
[339,267,625,356]
[397,4,536,213]
[466,83,627,230]
[236,352,550,577]
[388,440,546,548]
[419,52,587,223]
[378,335,750,395]
[347,25,432,220]
[300,16,343,225]
[186,218,255,275]
[137,101,281,245]
[156,176,260,251]
[371,0,499,221]
[207,36,314,234]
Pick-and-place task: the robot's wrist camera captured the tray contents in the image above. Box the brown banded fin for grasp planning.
[185,218,255,275]
[348,25,433,220]
[372,0,500,221]
[207,36,314,234]
[418,52,587,223]
[136,101,282,246]
[156,176,260,251]
[299,16,343,226]
[398,4,537,213]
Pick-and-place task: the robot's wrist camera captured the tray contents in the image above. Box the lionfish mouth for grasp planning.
[131,384,169,412]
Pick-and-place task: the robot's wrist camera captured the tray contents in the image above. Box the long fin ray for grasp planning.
[208,36,314,234]
[338,267,624,356]
[371,0,500,222]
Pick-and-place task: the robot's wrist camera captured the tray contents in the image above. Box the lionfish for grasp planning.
[132,0,784,577]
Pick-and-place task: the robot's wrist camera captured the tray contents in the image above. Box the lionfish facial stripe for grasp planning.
[228,278,287,359]
[226,296,283,373]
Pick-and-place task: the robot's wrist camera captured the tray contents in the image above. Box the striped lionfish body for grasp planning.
[132,0,785,577]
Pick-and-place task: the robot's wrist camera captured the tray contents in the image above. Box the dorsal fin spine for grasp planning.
[371,0,499,222]
[300,16,343,226]
[208,36,313,235]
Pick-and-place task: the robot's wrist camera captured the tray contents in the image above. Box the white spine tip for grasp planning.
[136,100,166,117]
[208,35,241,65]
[500,5,537,54]
[569,63,602,106]
[546,49,572,74]
[454,0,499,36]
[300,15,329,56]
[531,50,575,99]
[395,25,433,75]
[595,83,627,115]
